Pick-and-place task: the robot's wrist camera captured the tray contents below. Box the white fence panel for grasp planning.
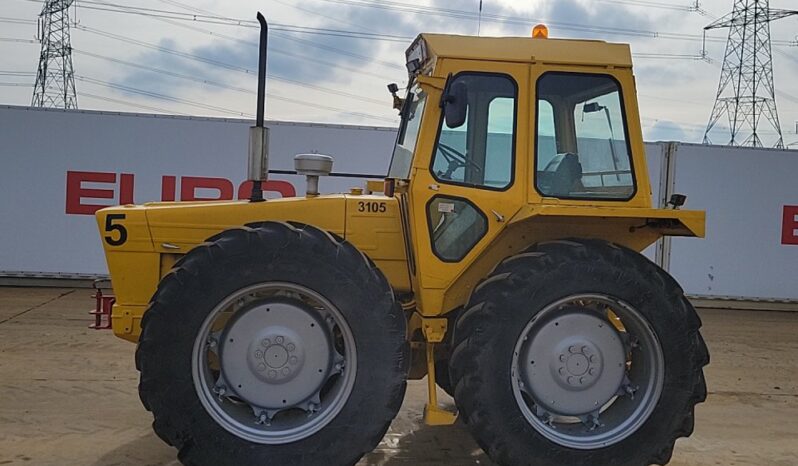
[669,143,798,300]
[0,106,395,276]
[2,106,797,302]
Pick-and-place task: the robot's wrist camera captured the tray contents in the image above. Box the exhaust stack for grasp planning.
[248,12,269,202]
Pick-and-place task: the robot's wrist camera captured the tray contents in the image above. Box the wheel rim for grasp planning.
[511,294,664,450]
[192,282,357,444]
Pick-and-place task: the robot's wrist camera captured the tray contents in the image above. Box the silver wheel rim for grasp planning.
[192,282,357,444]
[511,294,664,450]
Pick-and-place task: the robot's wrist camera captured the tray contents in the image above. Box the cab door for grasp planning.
[408,61,530,315]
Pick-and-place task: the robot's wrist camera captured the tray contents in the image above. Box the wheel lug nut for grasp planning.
[569,345,577,353]
[589,368,596,375]
[261,339,270,347]
[287,343,296,352]
[276,336,284,344]
[281,367,290,375]
[268,370,277,378]
[289,356,298,365]
[258,363,266,371]
[255,350,263,358]
[559,354,566,362]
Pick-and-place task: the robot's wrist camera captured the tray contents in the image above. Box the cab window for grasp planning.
[388,86,426,179]
[431,73,516,190]
[535,73,635,200]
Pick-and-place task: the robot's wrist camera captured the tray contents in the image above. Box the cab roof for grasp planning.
[417,33,633,69]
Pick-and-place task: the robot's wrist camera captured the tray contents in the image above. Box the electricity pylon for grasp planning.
[32,0,78,109]
[703,0,797,148]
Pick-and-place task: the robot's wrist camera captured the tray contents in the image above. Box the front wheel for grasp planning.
[450,239,708,466]
[136,222,408,466]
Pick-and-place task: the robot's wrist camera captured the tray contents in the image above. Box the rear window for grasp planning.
[535,73,635,200]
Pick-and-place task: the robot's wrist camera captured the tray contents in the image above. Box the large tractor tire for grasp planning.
[135,222,408,466]
[449,239,708,466]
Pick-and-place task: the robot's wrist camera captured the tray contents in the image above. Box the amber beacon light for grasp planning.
[532,23,549,38]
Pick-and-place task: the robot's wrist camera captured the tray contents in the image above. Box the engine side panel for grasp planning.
[97,194,410,342]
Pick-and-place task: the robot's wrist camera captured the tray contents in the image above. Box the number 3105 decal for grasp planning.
[104,214,128,246]
[357,201,387,213]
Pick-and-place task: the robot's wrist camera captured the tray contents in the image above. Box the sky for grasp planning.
[1,0,797,146]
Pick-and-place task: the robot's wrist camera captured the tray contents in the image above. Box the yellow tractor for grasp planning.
[94,14,708,466]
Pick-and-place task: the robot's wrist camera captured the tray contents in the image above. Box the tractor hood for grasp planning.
[96,195,349,255]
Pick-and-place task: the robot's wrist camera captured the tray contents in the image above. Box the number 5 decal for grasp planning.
[104,214,128,246]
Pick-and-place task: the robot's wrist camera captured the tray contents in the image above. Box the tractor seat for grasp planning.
[539,153,583,197]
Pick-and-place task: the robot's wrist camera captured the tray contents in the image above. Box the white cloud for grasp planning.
[0,0,795,136]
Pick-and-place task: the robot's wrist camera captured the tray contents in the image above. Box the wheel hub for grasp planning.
[556,342,601,389]
[220,300,332,409]
[251,332,304,383]
[521,309,625,416]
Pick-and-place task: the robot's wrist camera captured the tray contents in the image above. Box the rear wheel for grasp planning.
[136,222,408,466]
[450,239,708,466]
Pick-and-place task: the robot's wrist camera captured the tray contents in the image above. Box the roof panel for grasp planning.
[418,34,633,68]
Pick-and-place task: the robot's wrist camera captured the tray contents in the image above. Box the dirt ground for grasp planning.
[0,287,796,466]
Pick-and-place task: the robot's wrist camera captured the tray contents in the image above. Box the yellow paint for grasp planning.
[97,194,410,339]
[422,319,457,426]
[96,33,705,427]
[95,32,707,430]
[344,196,411,291]
[419,33,634,68]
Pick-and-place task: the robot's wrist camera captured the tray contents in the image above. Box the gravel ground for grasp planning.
[0,287,796,465]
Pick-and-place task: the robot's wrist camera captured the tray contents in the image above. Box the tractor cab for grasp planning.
[390,33,648,206]
[384,33,702,318]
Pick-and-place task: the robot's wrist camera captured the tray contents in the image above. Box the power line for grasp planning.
[0,16,37,25]
[64,5,745,68]
[74,67,396,123]
[68,26,400,121]
[633,52,707,60]
[46,0,414,42]
[73,24,398,102]
[79,91,192,115]
[0,71,37,76]
[154,0,402,70]
[22,0,794,46]
[269,0,384,34]
[570,0,697,11]
[0,37,38,44]
[314,0,794,46]
[74,49,389,107]
[75,75,253,116]
[74,13,400,82]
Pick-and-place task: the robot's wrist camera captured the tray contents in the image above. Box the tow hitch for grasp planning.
[90,279,114,330]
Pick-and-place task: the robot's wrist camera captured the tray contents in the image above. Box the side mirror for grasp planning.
[441,81,467,128]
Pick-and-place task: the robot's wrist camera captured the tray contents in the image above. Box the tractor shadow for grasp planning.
[360,390,494,466]
[91,431,179,466]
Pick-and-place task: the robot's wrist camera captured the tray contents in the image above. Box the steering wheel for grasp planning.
[437,142,482,179]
